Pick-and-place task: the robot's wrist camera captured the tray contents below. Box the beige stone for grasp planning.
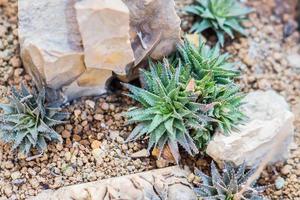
[75,0,134,75]
[19,0,85,89]
[31,166,196,200]
[19,0,181,101]
[206,90,295,167]
[62,68,112,101]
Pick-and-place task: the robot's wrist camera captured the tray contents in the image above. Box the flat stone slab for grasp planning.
[31,166,197,200]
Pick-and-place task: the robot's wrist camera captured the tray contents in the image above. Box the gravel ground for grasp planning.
[0,0,299,199]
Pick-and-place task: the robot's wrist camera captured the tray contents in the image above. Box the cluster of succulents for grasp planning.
[185,0,253,45]
[123,60,216,162]
[194,162,266,200]
[124,37,245,160]
[0,85,68,156]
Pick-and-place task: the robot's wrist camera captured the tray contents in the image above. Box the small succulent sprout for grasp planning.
[123,60,216,162]
[194,161,267,200]
[0,84,68,156]
[185,0,253,45]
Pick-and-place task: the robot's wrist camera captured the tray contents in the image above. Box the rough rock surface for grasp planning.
[30,166,196,200]
[75,0,134,75]
[124,0,181,65]
[19,0,181,101]
[18,0,85,90]
[206,90,295,167]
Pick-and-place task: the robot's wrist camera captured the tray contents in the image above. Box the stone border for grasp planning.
[30,166,197,200]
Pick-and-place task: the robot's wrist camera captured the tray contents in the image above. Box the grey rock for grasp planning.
[275,176,285,190]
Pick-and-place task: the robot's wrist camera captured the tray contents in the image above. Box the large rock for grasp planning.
[30,166,196,200]
[18,0,114,101]
[19,0,86,90]
[206,90,295,167]
[75,0,134,75]
[19,0,181,101]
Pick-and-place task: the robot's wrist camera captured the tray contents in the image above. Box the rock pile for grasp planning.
[18,0,181,101]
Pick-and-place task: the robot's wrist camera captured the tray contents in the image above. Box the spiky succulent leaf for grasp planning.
[123,60,215,163]
[194,162,266,200]
[0,84,68,156]
[186,0,253,45]
[173,39,245,148]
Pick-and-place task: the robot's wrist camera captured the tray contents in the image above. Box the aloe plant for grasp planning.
[0,84,68,156]
[174,39,245,146]
[186,0,253,45]
[123,60,215,162]
[195,162,266,200]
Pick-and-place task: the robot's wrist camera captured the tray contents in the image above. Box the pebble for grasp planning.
[65,152,72,161]
[94,114,103,121]
[101,102,109,110]
[3,184,12,196]
[4,161,14,169]
[10,171,21,180]
[109,131,120,140]
[91,140,101,149]
[85,100,95,109]
[62,130,71,138]
[275,176,285,190]
[74,109,81,117]
[63,166,75,177]
[131,149,149,158]
[29,178,40,189]
[156,159,169,168]
[281,165,293,175]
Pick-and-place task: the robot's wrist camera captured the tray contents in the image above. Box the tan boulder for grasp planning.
[62,68,112,101]
[18,0,85,89]
[30,166,196,200]
[75,0,134,75]
[19,0,181,101]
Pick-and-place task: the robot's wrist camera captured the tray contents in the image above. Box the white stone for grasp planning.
[206,90,295,167]
[30,166,196,200]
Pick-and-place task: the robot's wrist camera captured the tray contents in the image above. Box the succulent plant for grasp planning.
[123,60,216,162]
[194,162,266,200]
[174,39,245,146]
[0,84,68,156]
[176,38,240,85]
[185,0,253,45]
